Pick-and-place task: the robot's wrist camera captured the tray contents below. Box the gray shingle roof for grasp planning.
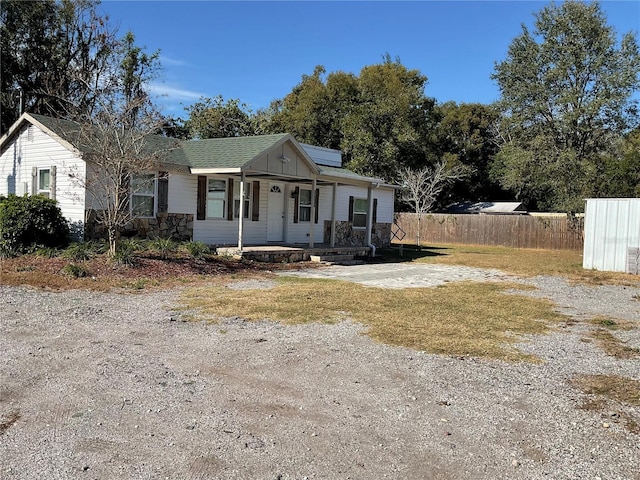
[174,133,289,169]
[11,114,390,185]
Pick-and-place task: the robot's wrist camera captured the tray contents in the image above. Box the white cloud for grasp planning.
[159,55,187,67]
[148,84,204,101]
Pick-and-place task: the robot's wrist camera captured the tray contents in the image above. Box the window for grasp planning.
[131,174,155,217]
[37,168,50,198]
[298,188,312,222]
[207,179,226,219]
[233,181,251,219]
[353,198,368,228]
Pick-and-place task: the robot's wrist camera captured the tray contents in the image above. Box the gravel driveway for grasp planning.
[1,263,639,479]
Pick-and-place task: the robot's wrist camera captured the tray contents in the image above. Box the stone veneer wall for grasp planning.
[85,211,194,241]
[323,221,392,249]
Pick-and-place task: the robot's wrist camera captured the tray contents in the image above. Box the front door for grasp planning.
[267,182,285,242]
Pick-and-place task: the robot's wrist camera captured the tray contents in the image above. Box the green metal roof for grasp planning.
[174,133,289,169]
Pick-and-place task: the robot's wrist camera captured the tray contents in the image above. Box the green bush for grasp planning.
[181,241,210,259]
[149,237,177,259]
[110,240,137,267]
[0,194,70,254]
[62,241,105,261]
[61,262,88,278]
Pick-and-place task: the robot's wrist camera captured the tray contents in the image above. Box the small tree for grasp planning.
[401,160,469,248]
[65,33,176,256]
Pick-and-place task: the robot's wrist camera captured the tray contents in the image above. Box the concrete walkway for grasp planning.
[281,262,514,289]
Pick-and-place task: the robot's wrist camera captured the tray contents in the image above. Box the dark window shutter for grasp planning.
[158,172,168,213]
[373,198,378,224]
[197,176,206,220]
[227,178,234,221]
[348,195,354,222]
[293,186,300,224]
[252,181,260,221]
[314,188,320,224]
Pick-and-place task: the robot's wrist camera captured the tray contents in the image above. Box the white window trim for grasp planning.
[206,178,227,220]
[298,188,312,223]
[37,168,51,198]
[131,173,157,218]
[353,197,368,229]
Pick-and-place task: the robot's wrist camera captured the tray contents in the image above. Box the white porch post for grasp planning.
[309,177,316,248]
[330,182,337,247]
[238,173,245,252]
[365,184,373,247]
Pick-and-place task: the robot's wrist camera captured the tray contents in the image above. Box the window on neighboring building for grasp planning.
[353,198,368,228]
[38,168,50,198]
[233,180,251,219]
[131,174,155,217]
[298,188,312,222]
[207,179,226,219]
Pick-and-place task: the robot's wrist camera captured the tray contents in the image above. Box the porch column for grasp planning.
[309,177,316,248]
[330,182,337,247]
[238,172,245,252]
[365,184,374,247]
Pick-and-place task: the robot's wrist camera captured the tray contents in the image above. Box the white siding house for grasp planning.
[583,198,640,273]
[0,113,396,253]
[0,121,87,236]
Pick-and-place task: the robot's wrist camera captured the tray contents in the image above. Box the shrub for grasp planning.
[149,237,177,259]
[109,240,137,267]
[0,194,69,254]
[62,240,105,261]
[35,247,61,258]
[61,263,88,278]
[181,241,210,260]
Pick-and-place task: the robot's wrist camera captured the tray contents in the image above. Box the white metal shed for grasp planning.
[583,198,640,273]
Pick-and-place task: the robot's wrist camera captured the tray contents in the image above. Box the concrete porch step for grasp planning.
[310,254,364,265]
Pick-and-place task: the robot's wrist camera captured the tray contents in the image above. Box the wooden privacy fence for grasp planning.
[394,213,584,250]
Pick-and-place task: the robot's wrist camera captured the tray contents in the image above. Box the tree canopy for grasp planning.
[491,0,640,212]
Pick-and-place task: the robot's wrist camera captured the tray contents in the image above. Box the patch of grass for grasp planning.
[588,316,634,331]
[61,263,88,278]
[572,374,640,407]
[182,278,566,362]
[587,329,640,359]
[573,374,640,435]
[389,243,640,285]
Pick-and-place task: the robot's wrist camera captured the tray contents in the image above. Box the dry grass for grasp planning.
[182,278,566,362]
[587,329,640,359]
[572,374,640,407]
[587,316,634,331]
[389,244,640,285]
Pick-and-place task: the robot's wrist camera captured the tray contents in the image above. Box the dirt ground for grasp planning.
[1,267,639,479]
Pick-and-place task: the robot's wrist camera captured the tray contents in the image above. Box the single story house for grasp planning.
[0,113,395,256]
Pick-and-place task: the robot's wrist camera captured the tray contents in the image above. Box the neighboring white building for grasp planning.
[0,113,395,252]
[583,198,640,273]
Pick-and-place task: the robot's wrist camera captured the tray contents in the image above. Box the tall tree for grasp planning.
[491,0,640,212]
[258,55,438,182]
[183,96,256,139]
[0,0,117,133]
[433,102,505,204]
[342,55,436,181]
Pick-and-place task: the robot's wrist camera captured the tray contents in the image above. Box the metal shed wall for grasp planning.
[583,198,640,272]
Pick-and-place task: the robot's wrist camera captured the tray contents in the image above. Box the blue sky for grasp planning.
[99,0,640,119]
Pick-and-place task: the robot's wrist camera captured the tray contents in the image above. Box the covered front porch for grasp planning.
[216,243,371,263]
